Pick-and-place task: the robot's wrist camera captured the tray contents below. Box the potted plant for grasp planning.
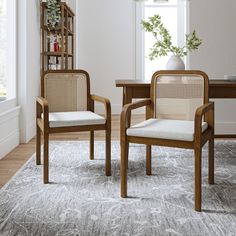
[142,14,202,70]
[45,0,61,29]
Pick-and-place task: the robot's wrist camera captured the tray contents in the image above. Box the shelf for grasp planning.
[41,2,75,17]
[43,69,65,72]
[67,28,73,35]
[41,1,75,71]
[41,52,73,57]
[41,26,74,36]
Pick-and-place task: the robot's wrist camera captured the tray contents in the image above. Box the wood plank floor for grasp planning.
[0,115,144,188]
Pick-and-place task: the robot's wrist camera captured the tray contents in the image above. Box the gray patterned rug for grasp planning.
[0,141,236,236]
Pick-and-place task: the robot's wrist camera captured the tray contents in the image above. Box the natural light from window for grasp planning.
[0,0,16,102]
[0,0,7,101]
[144,0,186,80]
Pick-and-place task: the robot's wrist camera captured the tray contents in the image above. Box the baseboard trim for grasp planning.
[96,105,236,135]
[215,122,236,136]
[20,118,37,144]
[27,120,36,143]
[95,104,121,115]
[95,104,145,114]
[0,106,21,160]
[0,129,20,160]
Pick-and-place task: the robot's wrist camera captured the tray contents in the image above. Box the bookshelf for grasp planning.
[40,1,75,72]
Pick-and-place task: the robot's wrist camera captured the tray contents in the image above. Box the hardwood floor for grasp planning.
[0,115,144,187]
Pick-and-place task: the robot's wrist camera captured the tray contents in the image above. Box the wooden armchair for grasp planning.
[120,70,214,211]
[36,70,111,184]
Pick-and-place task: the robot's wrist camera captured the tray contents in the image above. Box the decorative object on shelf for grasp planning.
[41,1,75,72]
[45,0,61,29]
[142,14,202,70]
[47,34,63,52]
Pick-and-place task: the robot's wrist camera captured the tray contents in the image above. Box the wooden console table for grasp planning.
[116,79,236,138]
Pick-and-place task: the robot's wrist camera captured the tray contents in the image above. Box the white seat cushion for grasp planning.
[126,119,208,142]
[42,111,106,128]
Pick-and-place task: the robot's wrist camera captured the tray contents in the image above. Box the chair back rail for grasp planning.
[41,70,92,112]
[150,70,209,121]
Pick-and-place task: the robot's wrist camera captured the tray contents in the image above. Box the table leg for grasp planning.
[122,89,125,106]
[123,87,132,106]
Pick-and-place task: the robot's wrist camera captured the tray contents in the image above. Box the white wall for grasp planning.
[77,0,136,114]
[188,0,236,135]
[0,1,20,159]
[18,0,41,143]
[18,0,77,144]
[1,0,234,158]
[67,0,76,11]
[0,102,20,159]
[77,0,236,134]
[0,0,76,158]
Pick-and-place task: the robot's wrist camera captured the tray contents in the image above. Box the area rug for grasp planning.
[0,141,236,236]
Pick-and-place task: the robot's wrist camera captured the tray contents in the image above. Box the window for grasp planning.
[136,0,187,80]
[0,0,16,102]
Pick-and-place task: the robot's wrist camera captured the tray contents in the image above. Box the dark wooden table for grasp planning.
[116,79,236,138]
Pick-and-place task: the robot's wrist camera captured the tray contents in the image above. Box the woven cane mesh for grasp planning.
[154,75,204,120]
[44,73,88,112]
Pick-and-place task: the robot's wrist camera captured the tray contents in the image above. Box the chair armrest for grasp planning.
[36,97,48,110]
[90,94,111,123]
[36,96,49,128]
[194,102,214,140]
[121,99,152,132]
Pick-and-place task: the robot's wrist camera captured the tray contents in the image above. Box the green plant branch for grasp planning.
[142,15,202,60]
[46,0,61,29]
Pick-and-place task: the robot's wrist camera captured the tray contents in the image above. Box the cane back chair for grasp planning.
[36,70,111,183]
[120,70,214,211]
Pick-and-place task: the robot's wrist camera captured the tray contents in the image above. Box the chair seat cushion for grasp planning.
[126,119,208,142]
[42,111,106,128]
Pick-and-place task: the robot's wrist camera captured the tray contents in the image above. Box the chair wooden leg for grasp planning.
[90,131,94,160]
[36,126,41,165]
[194,146,202,211]
[146,145,152,175]
[126,142,129,169]
[43,132,49,184]
[121,140,128,198]
[208,138,214,185]
[105,130,111,176]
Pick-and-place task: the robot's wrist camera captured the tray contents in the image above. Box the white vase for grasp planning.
[166,55,185,70]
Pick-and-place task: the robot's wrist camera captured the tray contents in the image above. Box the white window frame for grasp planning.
[0,0,17,112]
[135,1,189,81]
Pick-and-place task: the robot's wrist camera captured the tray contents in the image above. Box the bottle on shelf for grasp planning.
[57,34,62,52]
[54,39,59,52]
[48,34,55,52]
[57,58,61,70]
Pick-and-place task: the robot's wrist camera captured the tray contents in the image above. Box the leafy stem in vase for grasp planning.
[142,14,202,60]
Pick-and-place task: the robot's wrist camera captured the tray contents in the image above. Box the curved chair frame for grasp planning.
[120,70,214,211]
[36,70,111,183]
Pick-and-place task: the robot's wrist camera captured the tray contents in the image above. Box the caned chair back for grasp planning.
[151,70,209,121]
[41,70,90,112]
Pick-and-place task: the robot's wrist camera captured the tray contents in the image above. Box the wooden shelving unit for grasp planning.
[40,2,75,73]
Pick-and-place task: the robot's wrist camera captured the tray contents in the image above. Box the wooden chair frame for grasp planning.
[36,70,111,184]
[120,70,214,211]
